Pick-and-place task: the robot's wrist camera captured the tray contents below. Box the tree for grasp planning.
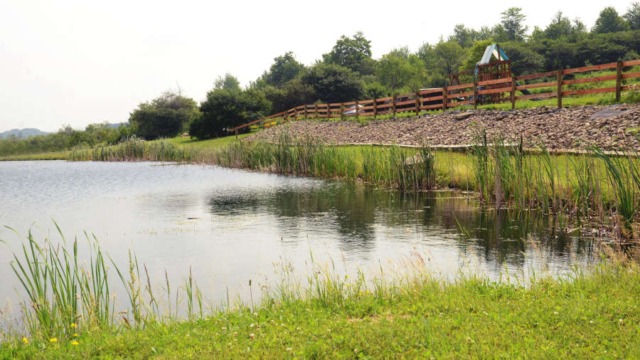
[190,84,270,140]
[417,43,439,70]
[450,24,478,48]
[544,12,573,39]
[301,63,365,104]
[214,73,241,91]
[500,42,544,75]
[593,7,629,34]
[500,7,528,41]
[323,32,375,75]
[129,91,198,140]
[624,2,640,30]
[435,41,467,76]
[377,51,428,93]
[260,52,304,88]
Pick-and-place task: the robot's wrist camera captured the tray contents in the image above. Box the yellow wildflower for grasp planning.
[74,333,79,337]
[21,337,28,345]
[71,341,79,346]
[70,323,77,329]
[49,338,57,343]
[346,284,351,287]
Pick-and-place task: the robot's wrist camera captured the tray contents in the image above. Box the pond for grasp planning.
[0,161,599,308]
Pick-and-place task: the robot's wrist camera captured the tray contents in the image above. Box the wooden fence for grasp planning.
[229,59,640,137]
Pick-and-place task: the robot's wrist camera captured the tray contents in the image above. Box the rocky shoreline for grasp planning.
[246,104,640,151]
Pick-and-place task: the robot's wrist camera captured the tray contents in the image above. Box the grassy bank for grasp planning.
[0,228,639,359]
[0,151,69,161]
[1,253,638,358]
[0,134,251,161]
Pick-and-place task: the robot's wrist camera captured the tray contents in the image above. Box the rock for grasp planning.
[404,153,432,166]
[245,105,640,152]
[455,113,473,121]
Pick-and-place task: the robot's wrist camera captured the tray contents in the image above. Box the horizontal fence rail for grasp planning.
[228,59,640,135]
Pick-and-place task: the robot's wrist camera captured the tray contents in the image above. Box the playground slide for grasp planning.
[477,45,535,97]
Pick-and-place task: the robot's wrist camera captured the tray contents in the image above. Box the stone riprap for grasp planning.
[246,105,640,150]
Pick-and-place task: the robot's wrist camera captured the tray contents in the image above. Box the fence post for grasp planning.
[355,100,359,120]
[556,70,563,109]
[616,60,623,103]
[511,76,516,110]
[415,91,420,117]
[340,103,345,121]
[392,95,397,117]
[473,80,478,110]
[235,129,238,139]
[442,87,448,111]
[373,99,378,120]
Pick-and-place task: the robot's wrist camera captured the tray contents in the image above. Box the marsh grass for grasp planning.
[2,227,639,358]
[2,224,114,340]
[66,130,640,237]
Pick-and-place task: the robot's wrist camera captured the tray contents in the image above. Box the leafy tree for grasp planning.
[377,51,427,93]
[544,41,578,70]
[417,43,439,70]
[323,32,375,75]
[435,41,467,76]
[263,78,317,112]
[214,73,241,91]
[364,80,389,99]
[476,26,495,41]
[190,82,270,139]
[500,42,544,75]
[450,24,478,48]
[129,91,198,140]
[593,7,630,34]
[301,63,365,103]
[624,2,640,30]
[500,7,528,41]
[260,52,304,88]
[544,12,573,39]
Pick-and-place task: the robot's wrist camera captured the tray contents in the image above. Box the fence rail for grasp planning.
[228,59,640,135]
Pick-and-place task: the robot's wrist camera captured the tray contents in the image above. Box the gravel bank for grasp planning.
[246,104,640,150]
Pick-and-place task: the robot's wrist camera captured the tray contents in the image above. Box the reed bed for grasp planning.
[67,131,640,238]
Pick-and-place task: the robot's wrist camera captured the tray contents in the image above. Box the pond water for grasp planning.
[0,161,599,308]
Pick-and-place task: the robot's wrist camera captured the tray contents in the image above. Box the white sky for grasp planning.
[0,0,635,132]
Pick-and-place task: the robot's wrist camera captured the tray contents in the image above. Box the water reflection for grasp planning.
[0,161,600,309]
[208,183,597,270]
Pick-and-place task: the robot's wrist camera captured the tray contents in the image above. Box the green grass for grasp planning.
[0,151,69,161]
[164,133,252,149]
[2,250,639,359]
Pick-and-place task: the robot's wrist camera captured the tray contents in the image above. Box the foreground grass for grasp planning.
[2,261,639,359]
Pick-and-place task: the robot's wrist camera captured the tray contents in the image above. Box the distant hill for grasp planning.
[105,122,128,129]
[0,128,49,139]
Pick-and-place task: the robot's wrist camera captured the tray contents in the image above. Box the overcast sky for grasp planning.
[0,0,635,132]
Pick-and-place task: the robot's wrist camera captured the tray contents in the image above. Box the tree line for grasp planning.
[186,4,640,139]
[2,3,639,155]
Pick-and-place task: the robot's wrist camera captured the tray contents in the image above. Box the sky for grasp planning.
[0,0,635,133]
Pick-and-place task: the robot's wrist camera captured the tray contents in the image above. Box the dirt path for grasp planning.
[246,104,640,151]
